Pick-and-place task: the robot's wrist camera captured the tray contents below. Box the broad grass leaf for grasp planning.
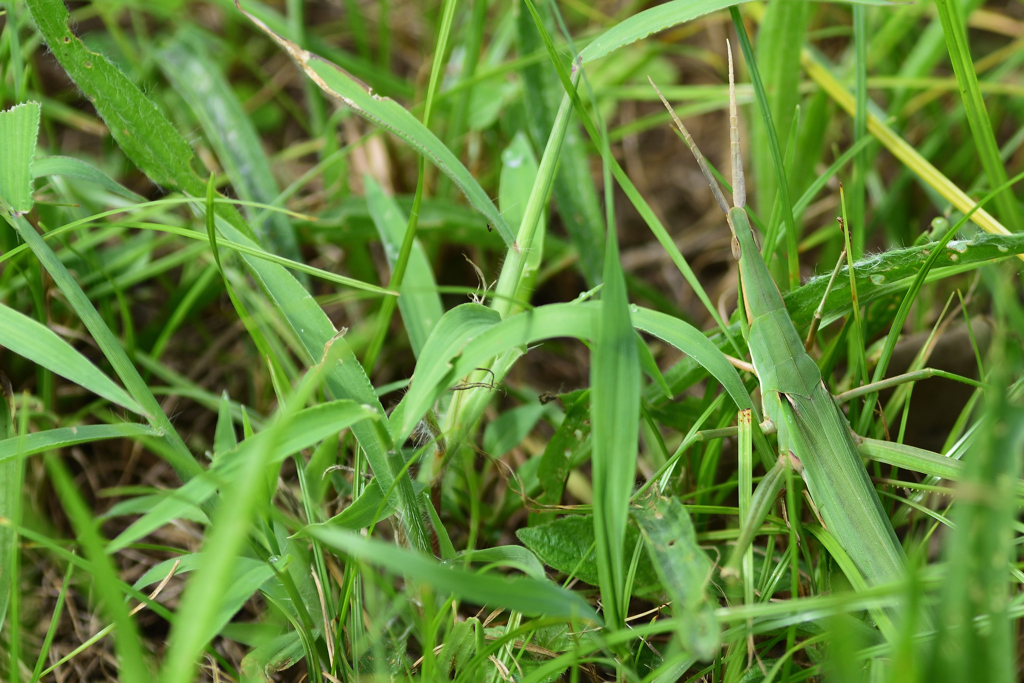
[0,102,41,212]
[304,525,599,621]
[26,0,197,192]
[634,491,720,660]
[0,304,145,417]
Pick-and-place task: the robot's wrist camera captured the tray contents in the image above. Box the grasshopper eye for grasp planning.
[731,234,741,261]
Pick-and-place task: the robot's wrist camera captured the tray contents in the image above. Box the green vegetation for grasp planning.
[1,0,1023,680]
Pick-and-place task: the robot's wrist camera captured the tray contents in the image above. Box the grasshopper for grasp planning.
[651,45,908,595]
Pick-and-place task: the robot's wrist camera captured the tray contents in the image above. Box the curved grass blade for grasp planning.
[398,303,589,443]
[934,0,1023,234]
[108,400,378,553]
[303,524,599,621]
[32,155,145,202]
[236,1,512,246]
[0,303,144,417]
[578,0,894,65]
[0,424,159,464]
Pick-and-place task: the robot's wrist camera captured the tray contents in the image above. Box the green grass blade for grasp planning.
[516,1,604,285]
[108,400,378,553]
[0,101,40,213]
[0,378,18,635]
[589,183,640,629]
[934,0,1023,234]
[31,155,145,202]
[929,271,1024,682]
[751,0,809,242]
[0,303,145,416]
[158,398,376,683]
[364,175,443,356]
[25,1,203,196]
[0,424,159,464]
[303,524,598,621]
[46,454,149,681]
[4,210,201,479]
[208,209,431,552]
[731,7,800,291]
[238,3,512,246]
[498,132,544,307]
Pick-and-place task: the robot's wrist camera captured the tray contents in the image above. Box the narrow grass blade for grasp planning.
[0,304,144,416]
[929,275,1024,681]
[516,2,604,285]
[364,175,443,356]
[303,525,599,621]
[0,101,40,213]
[934,0,1023,234]
[5,215,200,482]
[802,49,1021,251]
[32,155,145,202]
[208,210,431,552]
[108,400,378,553]
[0,424,159,464]
[731,9,799,291]
[491,69,580,319]
[46,455,149,681]
[0,377,18,633]
[634,491,719,660]
[750,0,809,244]
[589,189,640,629]
[237,2,512,246]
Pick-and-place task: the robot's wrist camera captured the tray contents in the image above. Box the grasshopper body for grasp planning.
[654,45,908,593]
[731,205,907,589]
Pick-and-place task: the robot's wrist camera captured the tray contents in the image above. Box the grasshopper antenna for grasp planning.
[727,40,746,210]
[648,76,731,217]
